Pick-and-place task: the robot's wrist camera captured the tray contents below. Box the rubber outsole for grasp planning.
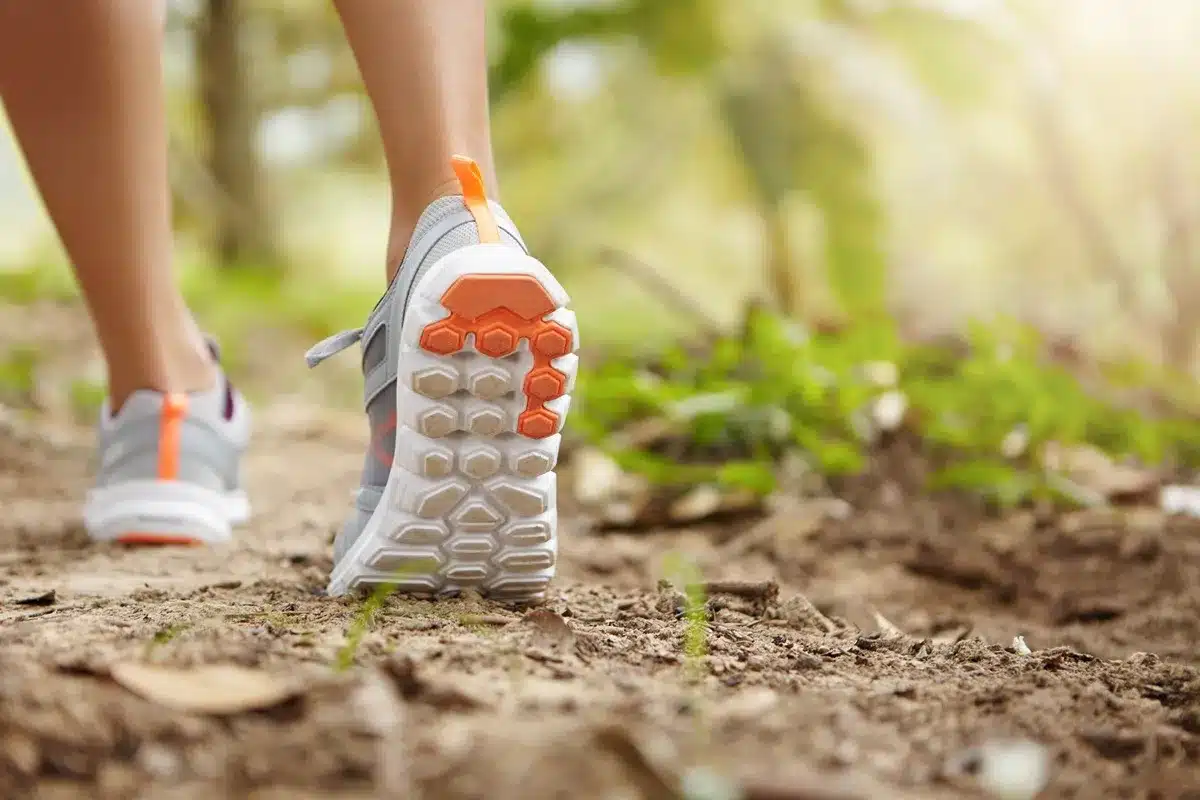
[326,244,578,602]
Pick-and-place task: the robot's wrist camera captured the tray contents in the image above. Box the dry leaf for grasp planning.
[1042,442,1158,503]
[523,608,573,644]
[669,485,722,522]
[110,663,299,715]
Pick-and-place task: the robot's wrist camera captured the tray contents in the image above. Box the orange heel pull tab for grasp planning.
[157,393,189,480]
[450,155,500,244]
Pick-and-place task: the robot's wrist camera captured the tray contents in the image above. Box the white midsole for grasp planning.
[84,479,249,544]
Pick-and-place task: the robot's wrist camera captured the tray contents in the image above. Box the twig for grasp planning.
[807,602,840,634]
[458,614,517,627]
[599,247,725,339]
[704,580,780,604]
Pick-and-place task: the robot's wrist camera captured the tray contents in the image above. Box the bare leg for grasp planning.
[0,1,215,410]
[333,0,497,281]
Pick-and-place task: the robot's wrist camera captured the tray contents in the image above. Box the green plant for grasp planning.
[334,581,395,672]
[662,552,708,679]
[144,623,191,657]
[0,262,77,305]
[0,346,40,405]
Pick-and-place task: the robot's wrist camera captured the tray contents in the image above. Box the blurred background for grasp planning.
[4,0,1200,497]
[2,0,1198,365]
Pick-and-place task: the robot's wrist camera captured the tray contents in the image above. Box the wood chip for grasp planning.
[110,663,300,715]
[15,589,56,606]
[458,613,516,627]
[870,606,905,638]
[704,580,779,604]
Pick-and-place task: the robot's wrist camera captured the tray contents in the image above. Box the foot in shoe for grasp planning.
[84,342,251,545]
[307,155,578,602]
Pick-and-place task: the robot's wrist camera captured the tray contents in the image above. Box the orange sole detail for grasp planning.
[116,532,204,546]
[418,273,572,440]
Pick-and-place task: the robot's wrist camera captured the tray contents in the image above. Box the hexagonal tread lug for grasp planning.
[524,367,567,402]
[449,499,504,533]
[418,405,459,438]
[500,521,551,546]
[466,406,505,437]
[517,409,558,439]
[444,564,490,584]
[353,575,439,596]
[461,446,502,479]
[494,549,555,573]
[478,324,518,357]
[486,575,550,599]
[532,322,573,358]
[420,321,466,355]
[413,479,469,518]
[513,450,554,478]
[467,367,512,400]
[411,366,459,398]
[366,548,445,573]
[487,480,549,517]
[420,448,454,478]
[389,520,450,545]
[448,537,497,559]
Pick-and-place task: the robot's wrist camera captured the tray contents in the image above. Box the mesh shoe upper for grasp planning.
[94,369,248,494]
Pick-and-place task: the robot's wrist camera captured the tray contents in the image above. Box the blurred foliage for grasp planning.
[571,306,1200,509]
[3,0,1200,510]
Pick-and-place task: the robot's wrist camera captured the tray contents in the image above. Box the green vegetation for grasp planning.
[144,623,191,657]
[335,581,395,672]
[0,346,39,406]
[662,553,709,679]
[573,310,1200,511]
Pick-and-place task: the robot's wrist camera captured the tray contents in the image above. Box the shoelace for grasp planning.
[304,328,364,369]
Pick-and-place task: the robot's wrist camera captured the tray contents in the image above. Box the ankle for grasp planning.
[106,336,217,413]
[385,177,466,278]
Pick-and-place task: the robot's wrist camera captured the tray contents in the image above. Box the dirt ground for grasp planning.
[1,301,1199,800]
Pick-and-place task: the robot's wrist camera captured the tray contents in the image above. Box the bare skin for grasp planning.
[0,0,497,406]
[0,2,215,411]
[334,0,498,282]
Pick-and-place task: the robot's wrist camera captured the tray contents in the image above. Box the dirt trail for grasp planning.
[0,306,1198,799]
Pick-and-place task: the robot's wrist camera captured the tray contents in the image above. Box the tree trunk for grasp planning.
[763,200,799,318]
[197,0,272,267]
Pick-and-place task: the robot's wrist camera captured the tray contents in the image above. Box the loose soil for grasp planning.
[1,301,1199,799]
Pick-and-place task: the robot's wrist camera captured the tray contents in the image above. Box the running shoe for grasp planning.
[83,344,250,544]
[306,156,578,601]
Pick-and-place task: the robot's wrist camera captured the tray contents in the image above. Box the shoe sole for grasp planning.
[84,480,250,545]
[326,244,578,602]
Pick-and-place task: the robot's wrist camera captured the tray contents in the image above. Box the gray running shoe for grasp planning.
[306,156,578,601]
[83,349,250,545]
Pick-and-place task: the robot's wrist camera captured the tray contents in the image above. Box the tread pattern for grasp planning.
[327,251,577,603]
[419,274,573,439]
